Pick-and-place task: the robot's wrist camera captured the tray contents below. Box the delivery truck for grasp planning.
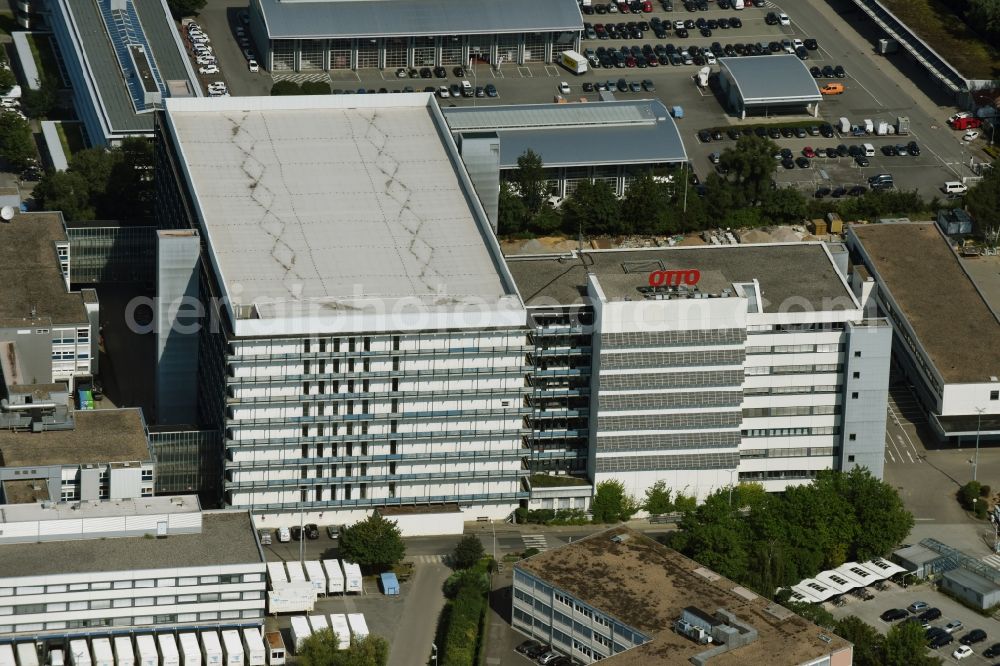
[266,562,287,587]
[322,560,344,594]
[113,638,135,666]
[285,561,306,585]
[177,635,200,666]
[241,630,265,666]
[307,615,329,634]
[220,632,244,666]
[559,50,587,75]
[200,633,222,666]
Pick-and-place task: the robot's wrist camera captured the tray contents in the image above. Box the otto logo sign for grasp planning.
[648,269,701,287]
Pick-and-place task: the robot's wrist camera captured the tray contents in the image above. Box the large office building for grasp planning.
[247,0,583,72]
[156,94,530,526]
[507,242,891,504]
[46,0,199,145]
[513,526,853,664]
[848,221,1000,444]
[0,499,265,638]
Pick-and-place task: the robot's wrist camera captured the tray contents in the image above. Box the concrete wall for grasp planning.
[457,132,500,231]
[839,320,892,478]
[155,230,201,425]
[0,325,54,385]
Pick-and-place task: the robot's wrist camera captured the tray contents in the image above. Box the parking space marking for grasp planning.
[517,66,532,78]
[545,65,560,77]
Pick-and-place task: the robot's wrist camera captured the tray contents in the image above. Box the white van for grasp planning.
[943,181,968,195]
[862,143,875,156]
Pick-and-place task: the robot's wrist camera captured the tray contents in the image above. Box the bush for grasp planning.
[522,547,540,558]
[438,559,490,666]
[981,485,992,498]
[451,534,485,570]
[270,80,301,96]
[443,568,489,599]
[959,481,983,511]
[300,80,331,95]
[527,509,555,524]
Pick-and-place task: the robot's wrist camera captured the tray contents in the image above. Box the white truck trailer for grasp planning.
[303,560,327,597]
[0,646,15,666]
[200,633,222,666]
[67,641,90,666]
[241,630,266,666]
[220,632,244,666]
[347,614,370,642]
[329,615,351,650]
[177,635,201,666]
[90,639,112,666]
[322,560,344,594]
[266,562,288,588]
[158,635,180,666]
[135,637,157,666]
[285,561,307,585]
[289,617,312,653]
[113,638,134,666]
[307,615,329,635]
[16,645,39,666]
[342,561,363,593]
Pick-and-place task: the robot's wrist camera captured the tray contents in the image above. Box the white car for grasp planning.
[674,20,685,29]
[778,12,790,25]
[277,527,291,543]
[438,86,450,98]
[558,81,571,94]
[198,65,219,74]
[248,59,260,72]
[964,129,980,141]
[792,38,804,49]
[953,645,974,660]
[948,111,972,124]
[196,58,216,66]
[705,52,717,65]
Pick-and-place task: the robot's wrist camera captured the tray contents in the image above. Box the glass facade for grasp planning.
[299,40,327,70]
[66,225,156,284]
[148,429,221,500]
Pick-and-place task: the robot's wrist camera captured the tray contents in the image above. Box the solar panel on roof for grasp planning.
[99,0,166,112]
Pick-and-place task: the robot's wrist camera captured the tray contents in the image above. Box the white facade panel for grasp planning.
[942,382,1000,417]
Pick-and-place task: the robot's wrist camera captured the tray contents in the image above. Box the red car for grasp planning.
[802,146,817,158]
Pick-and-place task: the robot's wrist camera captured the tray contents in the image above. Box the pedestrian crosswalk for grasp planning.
[271,72,330,84]
[411,554,445,564]
[982,554,1000,570]
[522,534,548,552]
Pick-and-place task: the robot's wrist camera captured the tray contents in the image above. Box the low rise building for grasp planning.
[512,526,853,664]
[718,55,823,119]
[0,499,265,637]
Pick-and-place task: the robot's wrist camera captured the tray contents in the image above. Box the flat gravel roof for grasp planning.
[0,409,150,468]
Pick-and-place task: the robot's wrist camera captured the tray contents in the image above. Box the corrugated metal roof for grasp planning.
[720,55,821,104]
[258,0,583,39]
[444,100,655,131]
[58,0,195,137]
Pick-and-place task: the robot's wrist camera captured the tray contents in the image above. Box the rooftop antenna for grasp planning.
[0,206,14,222]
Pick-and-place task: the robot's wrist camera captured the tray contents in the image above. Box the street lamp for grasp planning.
[973,406,986,482]
[431,643,438,666]
[489,519,497,563]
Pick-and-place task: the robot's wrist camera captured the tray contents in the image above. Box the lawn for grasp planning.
[26,33,63,87]
[529,473,590,488]
[55,122,87,156]
[881,0,1000,80]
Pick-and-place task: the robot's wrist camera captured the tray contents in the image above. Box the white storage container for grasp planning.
[17,645,39,666]
[68,641,91,666]
[177,635,200,666]
[135,637,157,666]
[266,562,287,587]
[303,561,326,596]
[158,636,179,666]
[199,633,222,666]
[48,650,64,666]
[347,614,369,641]
[322,560,344,594]
[289,617,312,653]
[90,639,113,666]
[328,615,351,650]
[308,614,329,634]
[839,117,850,133]
[220,631,244,666]
[285,561,306,584]
[342,561,362,593]
[263,634,285,666]
[241,630,265,666]
[0,645,16,666]
[113,637,135,666]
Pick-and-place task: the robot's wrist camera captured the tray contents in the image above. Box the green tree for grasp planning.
[672,491,698,514]
[512,149,547,214]
[339,514,406,571]
[106,137,155,220]
[832,467,914,560]
[297,629,390,666]
[968,0,1000,39]
[166,0,207,18]
[20,80,58,119]
[0,69,16,95]
[965,167,1000,234]
[0,110,36,170]
[883,620,942,666]
[620,173,674,234]
[642,480,674,515]
[561,179,622,235]
[786,601,835,630]
[591,479,638,523]
[451,534,485,570]
[270,80,302,96]
[497,181,528,235]
[32,171,94,220]
[759,186,808,224]
[834,617,882,666]
[717,134,778,204]
[301,80,331,95]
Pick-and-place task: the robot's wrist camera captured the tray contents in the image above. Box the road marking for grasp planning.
[411,555,445,564]
[913,518,936,521]
[522,534,549,552]
[983,554,1000,570]
[845,73,882,107]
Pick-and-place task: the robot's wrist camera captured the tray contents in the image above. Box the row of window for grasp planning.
[745,344,844,355]
[739,470,820,481]
[742,405,841,418]
[740,447,838,459]
[0,609,263,634]
[743,385,840,396]
[745,364,843,376]
[0,574,259,597]
[1,591,264,615]
[741,426,840,438]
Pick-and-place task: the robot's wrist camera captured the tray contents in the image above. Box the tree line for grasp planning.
[499,139,944,238]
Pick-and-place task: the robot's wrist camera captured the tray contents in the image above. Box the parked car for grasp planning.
[515,640,543,656]
[537,651,562,665]
[960,629,987,645]
[304,523,320,540]
[814,186,831,198]
[290,525,303,541]
[952,645,974,660]
[258,529,272,545]
[485,83,498,97]
[821,83,844,95]
[198,65,219,74]
[558,81,571,94]
[929,631,953,649]
[778,12,790,25]
[248,59,260,72]
[918,608,942,622]
[327,525,341,539]
[277,527,291,542]
[945,620,965,634]
[982,642,1000,658]
[964,129,981,141]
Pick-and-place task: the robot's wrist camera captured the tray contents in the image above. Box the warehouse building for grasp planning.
[155,94,529,527]
[46,0,199,145]
[506,242,891,503]
[0,499,265,637]
[247,0,583,72]
[513,526,854,664]
[718,55,823,119]
[443,100,688,227]
[847,222,1000,444]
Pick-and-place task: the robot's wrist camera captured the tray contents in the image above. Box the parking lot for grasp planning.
[828,581,1000,664]
[187,0,991,203]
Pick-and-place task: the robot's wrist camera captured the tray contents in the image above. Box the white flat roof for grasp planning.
[0,496,200,523]
[163,94,523,336]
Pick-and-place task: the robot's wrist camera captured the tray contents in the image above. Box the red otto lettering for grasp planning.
[648,269,701,287]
